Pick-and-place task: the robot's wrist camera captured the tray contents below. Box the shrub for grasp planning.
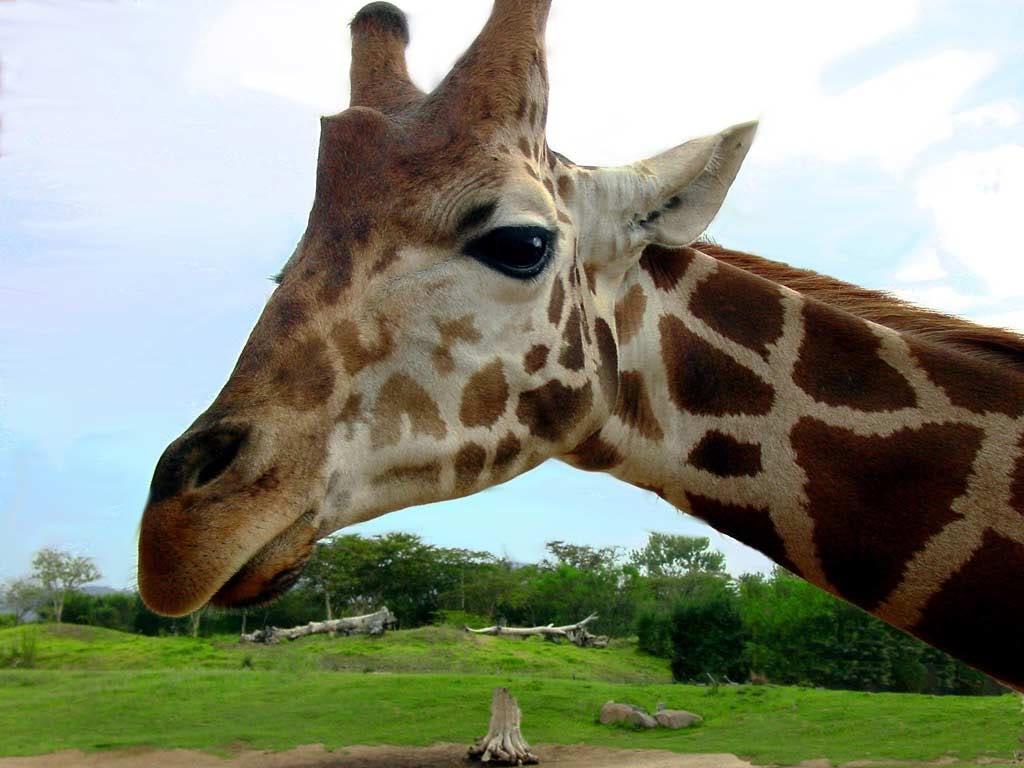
[0,629,38,669]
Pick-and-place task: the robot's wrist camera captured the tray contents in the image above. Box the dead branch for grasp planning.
[465,613,608,648]
[468,687,539,765]
[239,607,395,644]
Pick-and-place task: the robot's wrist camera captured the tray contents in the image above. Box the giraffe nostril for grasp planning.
[148,426,249,505]
[193,430,246,489]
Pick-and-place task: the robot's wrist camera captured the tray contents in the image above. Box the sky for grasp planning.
[1,0,1022,588]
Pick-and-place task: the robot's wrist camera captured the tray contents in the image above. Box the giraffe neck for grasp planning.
[571,245,1024,688]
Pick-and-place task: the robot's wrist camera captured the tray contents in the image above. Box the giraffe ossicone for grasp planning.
[138,0,1024,690]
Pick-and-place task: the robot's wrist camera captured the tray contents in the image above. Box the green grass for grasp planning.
[0,625,1020,765]
[0,623,670,682]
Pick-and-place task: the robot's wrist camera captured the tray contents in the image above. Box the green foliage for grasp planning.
[666,575,747,683]
[630,533,725,577]
[30,548,101,623]
[0,628,38,668]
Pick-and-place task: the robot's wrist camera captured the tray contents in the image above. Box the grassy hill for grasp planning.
[0,623,670,682]
[1,624,1020,765]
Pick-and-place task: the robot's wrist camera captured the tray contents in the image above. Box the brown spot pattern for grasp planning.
[688,431,761,477]
[492,432,522,475]
[559,307,585,371]
[686,493,797,573]
[614,371,663,441]
[1011,436,1024,516]
[371,373,447,448]
[373,462,441,487]
[910,340,1024,417]
[640,244,694,292]
[459,359,509,427]
[791,418,983,610]
[660,314,775,416]
[568,431,624,470]
[557,175,574,203]
[273,337,335,411]
[614,284,647,346]
[914,529,1024,688]
[517,380,593,442]
[595,318,618,407]
[331,318,394,375]
[524,344,549,374]
[690,266,785,358]
[794,301,917,412]
[547,277,565,326]
[583,264,598,294]
[433,315,482,375]
[454,442,487,494]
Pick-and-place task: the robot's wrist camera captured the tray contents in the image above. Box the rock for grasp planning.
[654,709,703,729]
[599,701,658,729]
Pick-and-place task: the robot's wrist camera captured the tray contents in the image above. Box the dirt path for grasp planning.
[0,743,753,768]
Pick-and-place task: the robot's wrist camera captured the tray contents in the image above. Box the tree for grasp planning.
[30,548,101,623]
[543,541,621,572]
[2,577,45,624]
[667,574,747,682]
[630,533,726,577]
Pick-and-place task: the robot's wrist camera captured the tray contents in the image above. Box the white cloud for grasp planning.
[915,144,1024,298]
[893,246,948,283]
[894,284,987,314]
[955,101,1022,130]
[761,51,997,173]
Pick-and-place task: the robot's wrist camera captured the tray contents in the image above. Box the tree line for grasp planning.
[2,535,1001,695]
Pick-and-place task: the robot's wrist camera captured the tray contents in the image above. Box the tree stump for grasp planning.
[468,687,539,765]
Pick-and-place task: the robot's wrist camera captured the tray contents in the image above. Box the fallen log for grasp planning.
[464,613,608,648]
[239,607,395,644]
[468,687,539,766]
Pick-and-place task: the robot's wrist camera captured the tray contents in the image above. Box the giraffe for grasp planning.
[138,0,1024,689]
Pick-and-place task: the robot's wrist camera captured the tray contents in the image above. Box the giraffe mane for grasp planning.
[696,241,1024,376]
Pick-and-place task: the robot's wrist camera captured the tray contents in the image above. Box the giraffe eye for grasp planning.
[465,226,554,279]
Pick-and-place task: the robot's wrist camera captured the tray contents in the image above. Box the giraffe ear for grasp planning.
[627,121,757,248]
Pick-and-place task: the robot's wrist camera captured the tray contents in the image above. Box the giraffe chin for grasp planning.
[207,513,318,610]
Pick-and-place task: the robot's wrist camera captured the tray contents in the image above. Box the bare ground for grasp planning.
[0,744,753,768]
[0,746,1015,768]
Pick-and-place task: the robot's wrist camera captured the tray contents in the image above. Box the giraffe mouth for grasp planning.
[207,510,319,609]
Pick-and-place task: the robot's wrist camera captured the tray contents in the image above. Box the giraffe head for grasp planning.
[138,0,756,616]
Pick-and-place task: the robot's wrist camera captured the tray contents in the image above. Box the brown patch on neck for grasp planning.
[492,432,522,475]
[433,315,483,375]
[914,529,1024,689]
[371,373,448,448]
[272,337,335,411]
[516,379,593,442]
[373,462,441,487]
[331,318,394,375]
[688,431,761,477]
[614,284,647,346]
[690,266,784,358]
[614,371,663,441]
[459,359,510,427]
[686,493,799,573]
[567,430,623,471]
[794,301,917,412]
[524,344,549,374]
[454,442,487,495]
[594,318,618,407]
[701,242,1024,375]
[791,418,984,611]
[909,338,1024,417]
[640,244,695,292]
[659,315,774,416]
